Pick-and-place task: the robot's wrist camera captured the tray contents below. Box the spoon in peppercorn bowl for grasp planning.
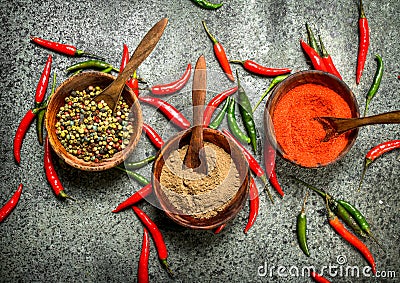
[93,17,168,112]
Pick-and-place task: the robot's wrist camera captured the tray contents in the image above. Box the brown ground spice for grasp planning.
[159,142,240,219]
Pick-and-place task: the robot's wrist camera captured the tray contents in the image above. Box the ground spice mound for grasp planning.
[159,142,241,219]
[272,83,352,167]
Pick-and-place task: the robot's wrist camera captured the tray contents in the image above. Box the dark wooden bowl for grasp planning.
[264,70,360,168]
[45,71,143,171]
[152,128,250,230]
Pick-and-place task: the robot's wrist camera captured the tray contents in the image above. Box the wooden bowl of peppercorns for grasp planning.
[45,71,143,171]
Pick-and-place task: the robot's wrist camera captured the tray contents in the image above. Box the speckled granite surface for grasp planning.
[0,0,399,282]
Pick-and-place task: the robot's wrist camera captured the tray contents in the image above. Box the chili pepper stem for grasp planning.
[58,190,75,201]
[160,259,174,278]
[260,175,274,204]
[229,60,244,65]
[202,21,218,45]
[75,50,106,61]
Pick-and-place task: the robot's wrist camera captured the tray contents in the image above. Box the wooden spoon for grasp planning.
[183,55,208,174]
[315,110,400,142]
[93,18,168,112]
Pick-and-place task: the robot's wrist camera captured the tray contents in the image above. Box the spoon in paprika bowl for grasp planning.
[316,110,400,142]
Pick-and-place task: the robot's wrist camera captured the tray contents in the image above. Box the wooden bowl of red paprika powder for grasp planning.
[264,70,360,168]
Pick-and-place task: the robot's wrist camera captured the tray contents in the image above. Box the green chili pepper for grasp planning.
[236,71,257,152]
[209,97,231,130]
[125,155,156,170]
[36,73,57,145]
[252,74,289,112]
[66,60,119,73]
[297,192,310,257]
[305,22,321,55]
[227,97,250,144]
[292,177,367,238]
[101,66,114,73]
[115,166,150,186]
[190,0,223,9]
[363,54,383,117]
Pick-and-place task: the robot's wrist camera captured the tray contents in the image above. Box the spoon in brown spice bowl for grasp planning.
[316,110,400,142]
[93,17,168,112]
[182,55,208,175]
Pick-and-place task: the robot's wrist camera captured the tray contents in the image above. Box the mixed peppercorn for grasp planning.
[55,86,134,162]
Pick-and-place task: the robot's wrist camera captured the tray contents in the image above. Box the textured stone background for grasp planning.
[0,0,399,282]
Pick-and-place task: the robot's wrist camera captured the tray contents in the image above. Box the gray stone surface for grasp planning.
[0,0,399,282]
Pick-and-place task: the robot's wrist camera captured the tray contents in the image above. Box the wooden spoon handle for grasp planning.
[114,18,168,87]
[336,110,400,133]
[183,55,207,170]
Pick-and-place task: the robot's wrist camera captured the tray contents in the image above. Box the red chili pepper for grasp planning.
[14,109,37,164]
[119,44,129,71]
[0,184,23,223]
[142,123,165,150]
[30,36,101,58]
[300,39,328,72]
[318,36,343,80]
[326,199,376,274]
[359,140,400,190]
[356,0,370,84]
[138,96,190,130]
[112,184,152,213]
[202,21,234,81]
[310,271,331,283]
[203,86,238,127]
[44,136,72,200]
[263,139,284,197]
[213,223,226,234]
[244,177,259,233]
[35,54,52,106]
[138,228,150,283]
[230,60,291,77]
[151,63,192,95]
[222,129,274,203]
[132,206,173,277]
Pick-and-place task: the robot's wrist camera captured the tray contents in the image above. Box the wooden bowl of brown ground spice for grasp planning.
[45,71,143,171]
[152,128,250,230]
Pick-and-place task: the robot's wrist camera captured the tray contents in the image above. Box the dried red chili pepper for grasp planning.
[142,123,165,150]
[213,223,226,234]
[358,139,400,190]
[325,198,376,274]
[263,139,284,197]
[132,206,173,277]
[151,63,192,95]
[222,129,273,203]
[356,0,369,84]
[0,184,23,223]
[138,227,150,283]
[300,39,328,72]
[35,54,52,106]
[230,60,291,77]
[319,36,343,80]
[14,109,37,164]
[112,184,152,213]
[138,96,190,130]
[30,36,101,59]
[203,86,238,127]
[244,177,259,233]
[44,136,72,200]
[202,21,234,81]
[120,45,140,97]
[310,271,331,283]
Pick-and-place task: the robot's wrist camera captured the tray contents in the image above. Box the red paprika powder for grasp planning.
[272,83,352,167]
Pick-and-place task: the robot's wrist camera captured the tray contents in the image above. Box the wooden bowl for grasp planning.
[45,71,143,171]
[152,128,250,230]
[264,70,360,168]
